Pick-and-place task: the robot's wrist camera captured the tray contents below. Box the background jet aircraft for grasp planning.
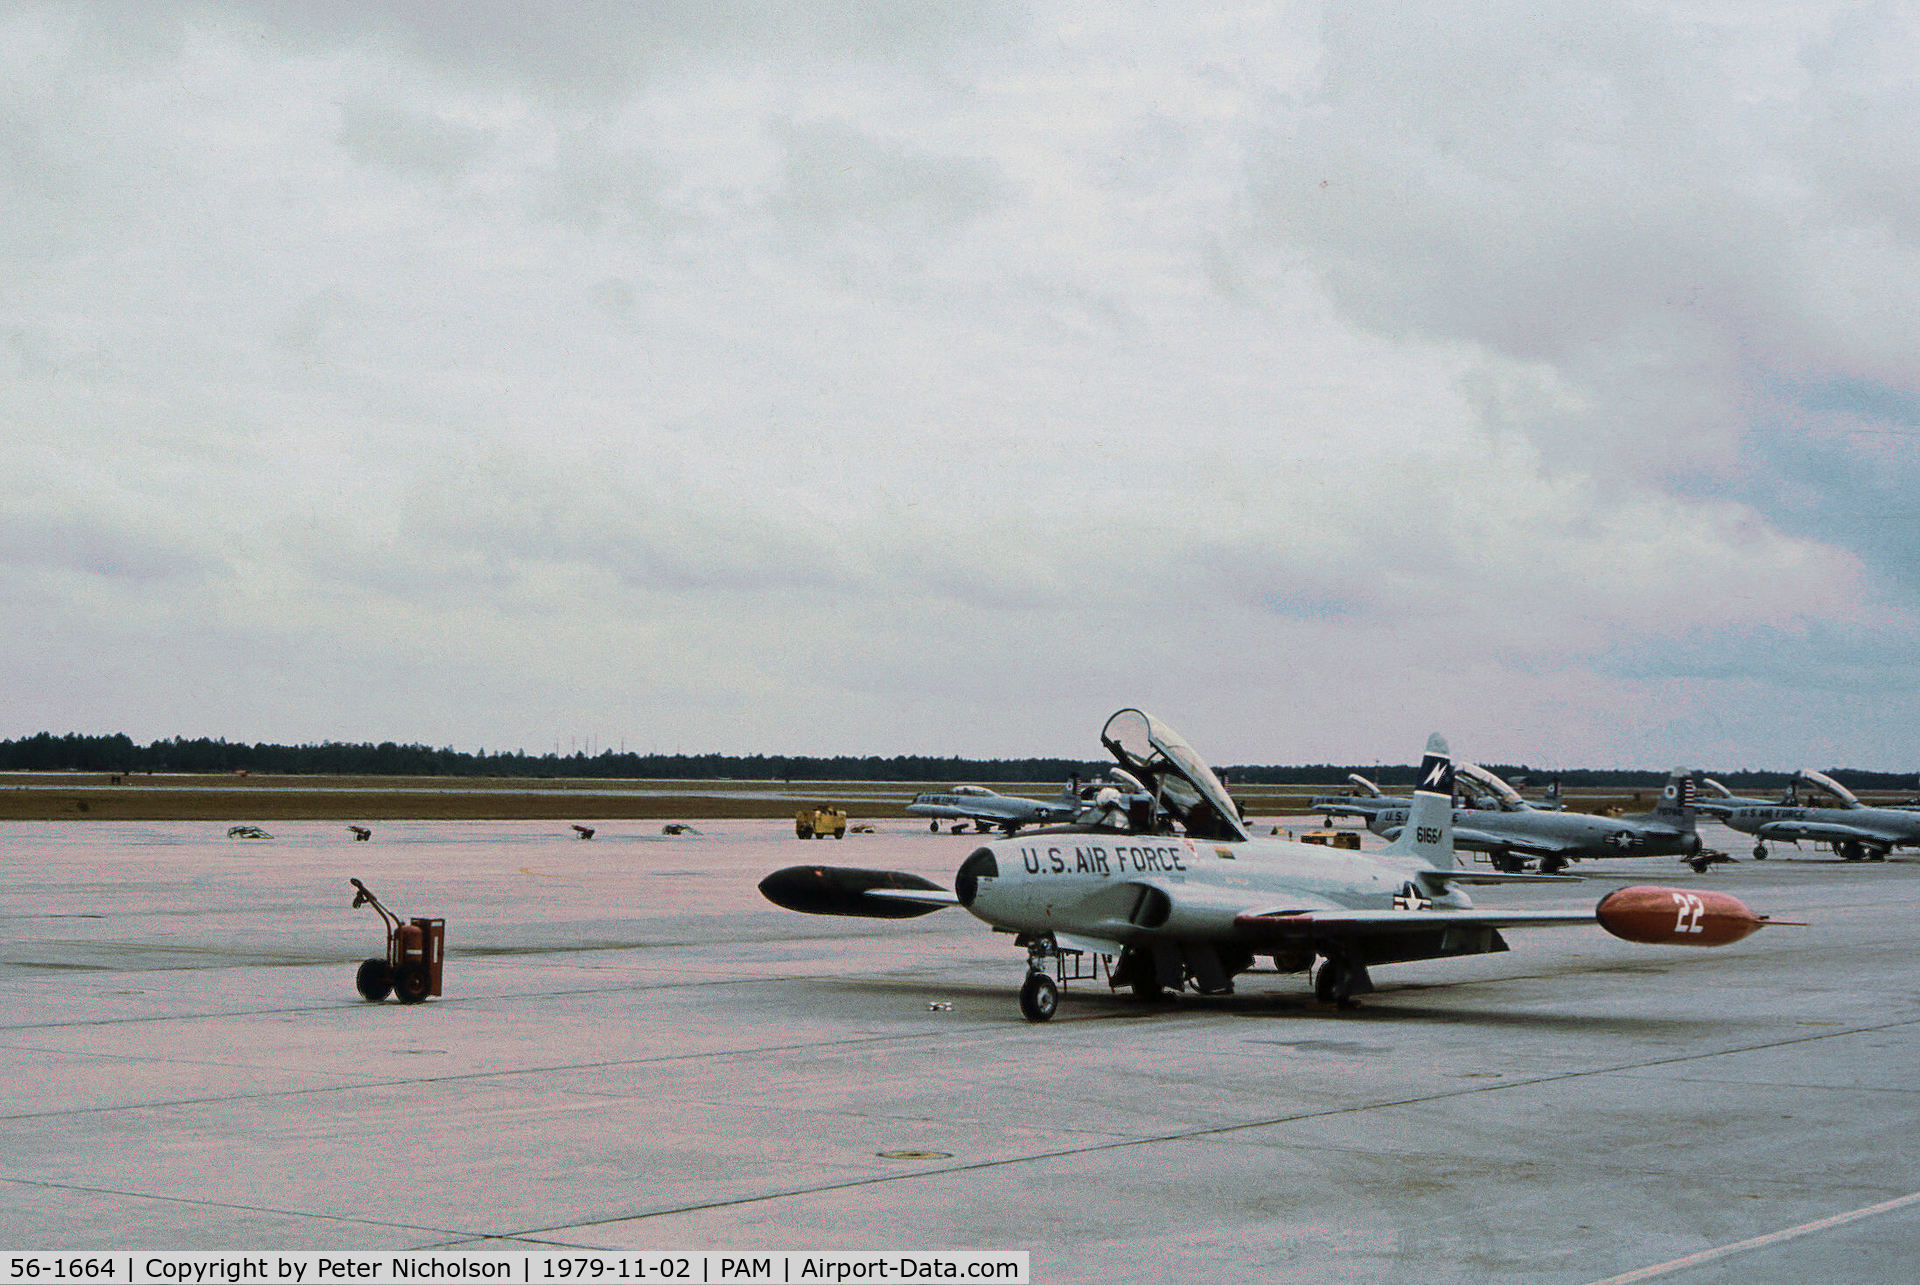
[904,781,1082,833]
[1313,766,1563,827]
[1703,769,1920,861]
[1310,774,1402,823]
[1369,765,1707,873]
[762,710,1781,1021]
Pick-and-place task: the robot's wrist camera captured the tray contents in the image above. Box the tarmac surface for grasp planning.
[3,817,1918,1282]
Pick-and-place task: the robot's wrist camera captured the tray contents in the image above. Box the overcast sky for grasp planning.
[3,2,1917,770]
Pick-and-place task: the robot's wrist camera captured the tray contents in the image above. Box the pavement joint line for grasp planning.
[0,1172,472,1239]
[0,1029,976,1123]
[1577,1187,1920,1284]
[0,970,876,1034]
[3,1004,1917,1127]
[500,1013,1920,1238]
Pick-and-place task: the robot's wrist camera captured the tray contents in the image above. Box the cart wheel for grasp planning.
[393,962,432,1004]
[355,958,393,1002]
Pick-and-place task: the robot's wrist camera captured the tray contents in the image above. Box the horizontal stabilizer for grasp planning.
[758,865,956,918]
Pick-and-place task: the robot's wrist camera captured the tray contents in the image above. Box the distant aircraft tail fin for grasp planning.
[1381,734,1454,870]
[1645,768,1700,830]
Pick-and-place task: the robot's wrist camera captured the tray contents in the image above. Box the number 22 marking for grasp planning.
[1671,892,1705,933]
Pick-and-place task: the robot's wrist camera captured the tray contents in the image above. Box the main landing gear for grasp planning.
[1014,937,1333,1021]
[1313,950,1373,1008]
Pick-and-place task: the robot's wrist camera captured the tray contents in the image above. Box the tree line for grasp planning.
[0,731,1912,792]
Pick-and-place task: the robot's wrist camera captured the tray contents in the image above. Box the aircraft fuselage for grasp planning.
[956,829,1467,946]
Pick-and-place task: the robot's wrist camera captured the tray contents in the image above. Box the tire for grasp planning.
[355,958,393,1002]
[1018,972,1059,1023]
[1314,957,1348,1005]
[1130,975,1165,1001]
[394,962,432,1004]
[1754,844,1768,860]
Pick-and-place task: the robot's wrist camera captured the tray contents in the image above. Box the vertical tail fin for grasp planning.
[1382,733,1455,869]
[1649,768,1700,829]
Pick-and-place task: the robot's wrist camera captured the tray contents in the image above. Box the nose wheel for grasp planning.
[1018,971,1059,1022]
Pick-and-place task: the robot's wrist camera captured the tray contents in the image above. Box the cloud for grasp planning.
[0,1,1912,767]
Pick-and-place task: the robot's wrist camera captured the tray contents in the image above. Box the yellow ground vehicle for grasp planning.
[796,806,848,839]
[1300,829,1361,850]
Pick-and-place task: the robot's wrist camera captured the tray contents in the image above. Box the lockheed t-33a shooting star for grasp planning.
[761,710,1791,1021]
[905,782,1084,834]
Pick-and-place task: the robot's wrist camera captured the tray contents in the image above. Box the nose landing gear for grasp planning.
[1018,972,1059,1022]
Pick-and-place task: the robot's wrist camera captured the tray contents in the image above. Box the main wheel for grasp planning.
[1842,841,1866,862]
[355,958,393,1002]
[1018,972,1059,1023]
[394,962,432,1004]
[1314,956,1361,1006]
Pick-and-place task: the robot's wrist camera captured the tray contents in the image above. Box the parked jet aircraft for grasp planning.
[1313,766,1564,827]
[905,782,1083,833]
[1703,769,1920,861]
[1310,774,1400,823]
[761,710,1781,1021]
[1367,766,1706,873]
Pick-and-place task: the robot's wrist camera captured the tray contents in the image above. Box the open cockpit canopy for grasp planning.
[1098,709,1250,842]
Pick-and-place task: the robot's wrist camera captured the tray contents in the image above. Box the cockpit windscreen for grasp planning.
[1099,709,1250,841]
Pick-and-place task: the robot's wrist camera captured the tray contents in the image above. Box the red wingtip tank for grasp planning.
[1596,885,1771,947]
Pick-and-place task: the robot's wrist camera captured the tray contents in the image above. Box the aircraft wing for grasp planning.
[1419,869,1583,885]
[1450,826,1585,859]
[907,804,993,822]
[863,887,963,908]
[1238,887,1776,950]
[1234,906,1598,940]
[1755,818,1901,846]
